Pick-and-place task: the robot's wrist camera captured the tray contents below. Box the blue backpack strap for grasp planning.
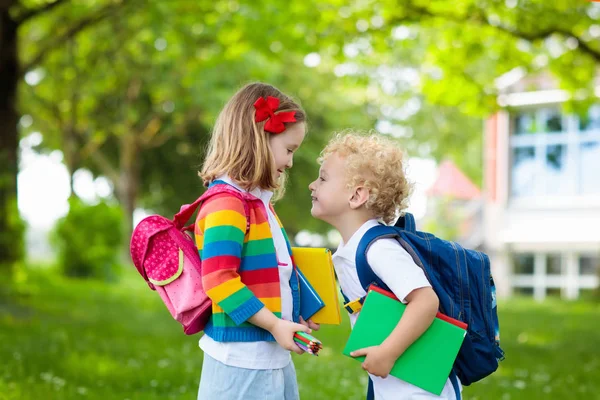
[356,219,430,400]
[355,224,403,292]
[394,212,416,232]
[343,224,404,314]
[450,370,461,399]
[366,377,374,400]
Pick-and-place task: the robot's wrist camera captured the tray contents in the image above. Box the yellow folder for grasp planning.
[292,247,341,325]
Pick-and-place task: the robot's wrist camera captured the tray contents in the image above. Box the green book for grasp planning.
[342,286,467,395]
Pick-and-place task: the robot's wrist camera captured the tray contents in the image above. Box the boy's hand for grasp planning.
[270,319,311,355]
[299,316,321,331]
[350,287,439,378]
[350,346,396,378]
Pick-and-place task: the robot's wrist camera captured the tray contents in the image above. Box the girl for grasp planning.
[195,82,318,400]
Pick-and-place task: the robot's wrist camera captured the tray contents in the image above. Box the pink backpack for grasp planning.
[130,184,250,335]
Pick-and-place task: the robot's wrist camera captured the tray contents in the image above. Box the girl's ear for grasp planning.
[349,186,369,210]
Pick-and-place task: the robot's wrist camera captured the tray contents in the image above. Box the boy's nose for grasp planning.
[308,180,314,191]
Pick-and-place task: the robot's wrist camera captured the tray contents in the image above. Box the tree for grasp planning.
[19,1,376,243]
[10,0,600,261]
[331,0,597,108]
[308,0,598,184]
[1,0,126,273]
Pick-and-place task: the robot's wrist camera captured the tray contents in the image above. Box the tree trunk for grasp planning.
[0,6,24,274]
[63,127,79,198]
[64,39,79,199]
[117,134,139,254]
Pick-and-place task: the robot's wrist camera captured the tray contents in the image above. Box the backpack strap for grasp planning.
[450,370,461,399]
[366,377,374,400]
[341,224,402,314]
[354,213,416,292]
[173,180,251,233]
[342,214,417,313]
[394,212,416,232]
[355,224,402,291]
[173,196,205,230]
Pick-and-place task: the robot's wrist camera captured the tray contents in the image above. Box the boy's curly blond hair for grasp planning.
[319,131,412,224]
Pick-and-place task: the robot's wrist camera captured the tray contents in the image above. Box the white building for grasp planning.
[483,71,600,300]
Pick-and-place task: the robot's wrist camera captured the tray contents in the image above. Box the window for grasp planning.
[580,142,600,194]
[511,252,599,300]
[546,254,562,275]
[547,288,562,297]
[513,254,534,275]
[511,147,536,196]
[514,287,534,296]
[580,255,599,276]
[579,106,600,131]
[510,105,600,198]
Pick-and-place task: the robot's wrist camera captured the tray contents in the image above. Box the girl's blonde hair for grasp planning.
[200,83,306,193]
[319,132,413,224]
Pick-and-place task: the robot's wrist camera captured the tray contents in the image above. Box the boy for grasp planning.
[308,132,461,399]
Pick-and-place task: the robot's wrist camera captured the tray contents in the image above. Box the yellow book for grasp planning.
[292,247,341,325]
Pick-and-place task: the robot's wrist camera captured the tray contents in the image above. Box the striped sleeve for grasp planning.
[196,194,264,325]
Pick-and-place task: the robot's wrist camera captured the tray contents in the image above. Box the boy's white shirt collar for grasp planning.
[215,175,273,204]
[333,219,381,262]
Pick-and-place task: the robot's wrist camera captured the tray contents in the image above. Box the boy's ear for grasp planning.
[349,186,369,210]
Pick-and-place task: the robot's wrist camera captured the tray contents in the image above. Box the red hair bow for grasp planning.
[253,96,297,134]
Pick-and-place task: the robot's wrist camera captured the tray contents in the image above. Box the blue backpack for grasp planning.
[346,213,504,399]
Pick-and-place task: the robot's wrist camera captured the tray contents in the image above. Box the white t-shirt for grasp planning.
[332,219,461,399]
[199,176,293,369]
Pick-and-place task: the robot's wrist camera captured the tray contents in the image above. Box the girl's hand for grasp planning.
[299,316,320,331]
[270,319,311,354]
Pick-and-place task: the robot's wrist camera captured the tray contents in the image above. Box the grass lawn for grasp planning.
[1,268,599,400]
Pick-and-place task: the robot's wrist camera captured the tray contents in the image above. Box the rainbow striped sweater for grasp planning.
[194,182,300,342]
